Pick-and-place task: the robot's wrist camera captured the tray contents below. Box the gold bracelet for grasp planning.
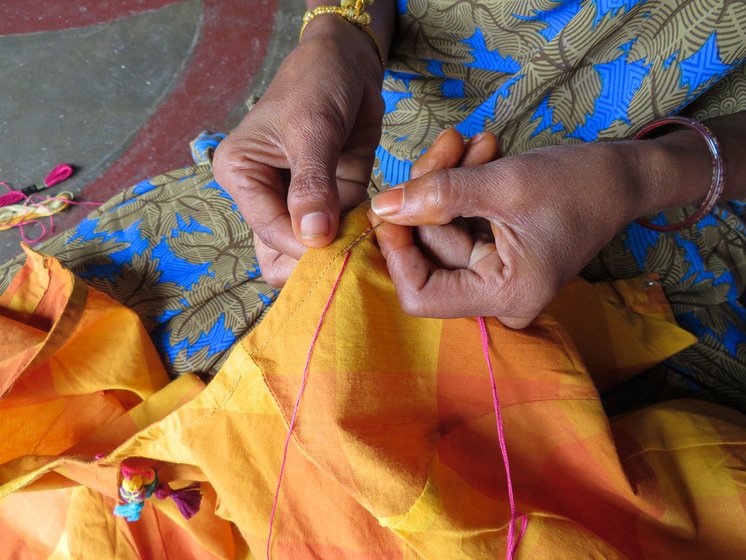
[299,1,385,69]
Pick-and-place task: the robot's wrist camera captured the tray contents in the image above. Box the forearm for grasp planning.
[634,111,746,216]
[305,0,397,61]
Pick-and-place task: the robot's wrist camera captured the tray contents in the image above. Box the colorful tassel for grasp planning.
[113,461,202,522]
[155,482,203,520]
[113,463,159,522]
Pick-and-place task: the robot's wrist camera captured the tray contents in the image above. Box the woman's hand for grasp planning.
[371,135,648,328]
[213,14,388,287]
[401,129,502,270]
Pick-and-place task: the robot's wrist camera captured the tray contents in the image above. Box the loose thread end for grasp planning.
[477,316,526,560]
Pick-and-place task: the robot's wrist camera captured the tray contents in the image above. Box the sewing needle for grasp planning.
[345,221,383,252]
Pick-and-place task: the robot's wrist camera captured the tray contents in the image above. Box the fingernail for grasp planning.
[371,187,404,216]
[300,212,330,239]
[468,132,487,145]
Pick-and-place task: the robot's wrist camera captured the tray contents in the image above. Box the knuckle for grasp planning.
[495,274,545,320]
[213,148,254,193]
[494,158,535,211]
[256,246,288,288]
[425,169,470,221]
[288,104,346,146]
[398,292,425,317]
[288,170,335,205]
[262,267,287,288]
[398,284,435,318]
[424,170,451,220]
[212,143,237,184]
[253,220,280,249]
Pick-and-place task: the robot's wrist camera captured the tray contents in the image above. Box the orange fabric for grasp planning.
[2,209,745,559]
[0,246,235,559]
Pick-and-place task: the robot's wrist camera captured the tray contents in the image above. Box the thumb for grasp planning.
[370,167,482,226]
[287,149,341,248]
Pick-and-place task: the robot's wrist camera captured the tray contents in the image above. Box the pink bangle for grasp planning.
[634,116,725,232]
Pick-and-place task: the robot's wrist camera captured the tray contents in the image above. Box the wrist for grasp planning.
[299,11,385,74]
[584,141,654,226]
[628,130,714,217]
[302,0,394,62]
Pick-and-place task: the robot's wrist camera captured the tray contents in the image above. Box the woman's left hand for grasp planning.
[370,136,649,328]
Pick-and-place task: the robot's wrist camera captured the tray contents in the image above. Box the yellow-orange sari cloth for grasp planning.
[2,208,744,559]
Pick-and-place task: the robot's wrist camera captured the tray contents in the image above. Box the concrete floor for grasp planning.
[0,0,302,264]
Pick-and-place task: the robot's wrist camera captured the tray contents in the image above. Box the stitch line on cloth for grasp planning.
[266,251,352,560]
[251,222,379,437]
[621,440,746,462]
[247,247,351,356]
[0,455,95,497]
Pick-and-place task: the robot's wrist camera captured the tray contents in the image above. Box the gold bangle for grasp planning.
[299,1,385,69]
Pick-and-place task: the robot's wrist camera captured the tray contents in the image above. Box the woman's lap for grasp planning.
[1,130,744,414]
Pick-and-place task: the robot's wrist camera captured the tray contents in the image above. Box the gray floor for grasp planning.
[0,0,302,265]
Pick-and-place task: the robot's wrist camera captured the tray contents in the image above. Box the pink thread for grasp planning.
[15,219,48,244]
[1,190,102,243]
[264,258,524,558]
[266,250,352,560]
[0,183,24,207]
[43,163,74,187]
[477,316,526,559]
[0,164,74,208]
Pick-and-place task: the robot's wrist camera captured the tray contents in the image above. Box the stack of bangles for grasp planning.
[300,0,385,68]
[634,115,726,232]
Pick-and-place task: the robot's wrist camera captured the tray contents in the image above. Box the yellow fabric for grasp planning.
[547,275,697,391]
[3,208,744,559]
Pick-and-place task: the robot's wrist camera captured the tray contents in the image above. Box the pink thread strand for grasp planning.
[16,219,48,244]
[0,191,25,207]
[266,250,352,560]
[0,185,102,243]
[44,163,74,187]
[0,164,74,207]
[477,316,526,559]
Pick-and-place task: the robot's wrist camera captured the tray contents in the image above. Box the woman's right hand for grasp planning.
[213,15,386,286]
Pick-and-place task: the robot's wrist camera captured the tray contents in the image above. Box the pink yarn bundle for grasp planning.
[0,163,74,207]
[0,164,102,243]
